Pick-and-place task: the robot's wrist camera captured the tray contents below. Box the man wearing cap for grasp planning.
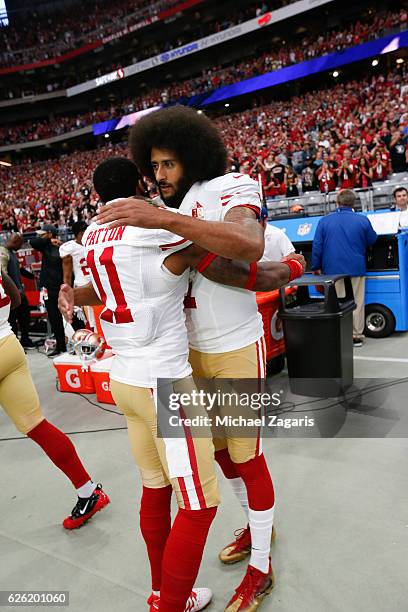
[30,225,65,356]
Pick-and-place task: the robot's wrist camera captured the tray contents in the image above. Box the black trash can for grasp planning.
[279,275,355,397]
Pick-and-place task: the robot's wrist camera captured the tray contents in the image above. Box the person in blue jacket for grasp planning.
[312,189,377,347]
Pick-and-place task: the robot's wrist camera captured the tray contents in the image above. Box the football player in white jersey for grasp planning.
[85,147,305,611]
[0,270,109,529]
[59,220,96,331]
[61,157,219,612]
[59,221,90,289]
[93,107,300,612]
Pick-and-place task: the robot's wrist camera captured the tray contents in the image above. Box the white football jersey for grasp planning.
[179,173,264,353]
[82,221,192,388]
[260,223,295,263]
[59,240,90,287]
[0,275,12,341]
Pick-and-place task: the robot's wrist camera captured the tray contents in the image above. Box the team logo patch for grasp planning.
[192,201,204,219]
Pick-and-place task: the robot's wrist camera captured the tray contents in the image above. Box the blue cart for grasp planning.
[270,211,408,338]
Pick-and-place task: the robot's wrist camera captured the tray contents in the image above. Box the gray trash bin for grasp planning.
[279,275,356,397]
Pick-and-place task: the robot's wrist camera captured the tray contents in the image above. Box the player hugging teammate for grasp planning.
[58,106,305,612]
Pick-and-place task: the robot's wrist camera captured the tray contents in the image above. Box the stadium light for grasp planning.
[371,59,379,67]
[104,133,109,138]
[396,58,404,64]
[197,110,203,114]
[225,103,230,107]
[332,71,339,78]
[0,160,11,167]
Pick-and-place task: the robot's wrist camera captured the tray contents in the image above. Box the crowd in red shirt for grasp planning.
[218,71,408,197]
[1,7,406,146]
[0,69,407,233]
[0,145,129,233]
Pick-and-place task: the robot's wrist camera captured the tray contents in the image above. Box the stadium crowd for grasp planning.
[0,69,407,233]
[0,0,194,68]
[0,0,296,69]
[1,7,406,145]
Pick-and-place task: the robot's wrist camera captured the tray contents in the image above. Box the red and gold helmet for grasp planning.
[69,329,105,362]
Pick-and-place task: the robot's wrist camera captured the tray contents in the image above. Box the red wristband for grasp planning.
[282,258,304,282]
[196,252,218,273]
[245,262,258,290]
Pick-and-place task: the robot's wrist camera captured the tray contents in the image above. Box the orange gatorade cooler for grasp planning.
[90,356,115,405]
[256,287,296,373]
[53,353,96,394]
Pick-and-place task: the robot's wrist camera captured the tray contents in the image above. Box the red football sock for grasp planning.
[27,419,90,489]
[159,506,217,612]
[215,448,239,479]
[234,454,275,511]
[140,485,172,592]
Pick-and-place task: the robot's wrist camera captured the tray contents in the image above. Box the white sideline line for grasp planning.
[354,356,408,363]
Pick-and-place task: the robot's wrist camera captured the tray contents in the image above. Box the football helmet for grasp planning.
[69,329,105,362]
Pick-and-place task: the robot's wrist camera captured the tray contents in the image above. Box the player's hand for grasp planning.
[58,283,74,323]
[281,253,306,272]
[94,197,167,229]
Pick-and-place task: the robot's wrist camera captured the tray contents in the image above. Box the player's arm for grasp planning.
[29,237,47,251]
[58,282,102,324]
[162,206,264,261]
[1,270,21,309]
[165,245,305,290]
[200,254,305,291]
[94,198,264,262]
[61,255,74,286]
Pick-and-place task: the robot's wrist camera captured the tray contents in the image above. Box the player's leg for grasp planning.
[189,348,246,515]
[110,379,218,612]
[0,333,109,528]
[190,340,275,540]
[18,292,35,348]
[110,379,172,601]
[223,438,275,611]
[189,346,252,520]
[155,379,219,612]
[190,341,276,610]
[44,289,66,353]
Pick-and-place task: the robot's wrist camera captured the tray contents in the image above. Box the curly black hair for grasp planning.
[129,105,227,183]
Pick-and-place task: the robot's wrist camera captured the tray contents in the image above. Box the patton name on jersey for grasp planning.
[82,221,192,388]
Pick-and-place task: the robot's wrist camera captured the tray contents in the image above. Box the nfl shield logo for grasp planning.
[297,223,312,236]
[192,202,204,218]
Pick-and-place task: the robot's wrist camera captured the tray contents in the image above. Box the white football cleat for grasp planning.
[148,587,213,611]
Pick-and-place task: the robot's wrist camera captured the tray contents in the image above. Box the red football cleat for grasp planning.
[63,483,110,529]
[219,525,276,564]
[224,561,275,611]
